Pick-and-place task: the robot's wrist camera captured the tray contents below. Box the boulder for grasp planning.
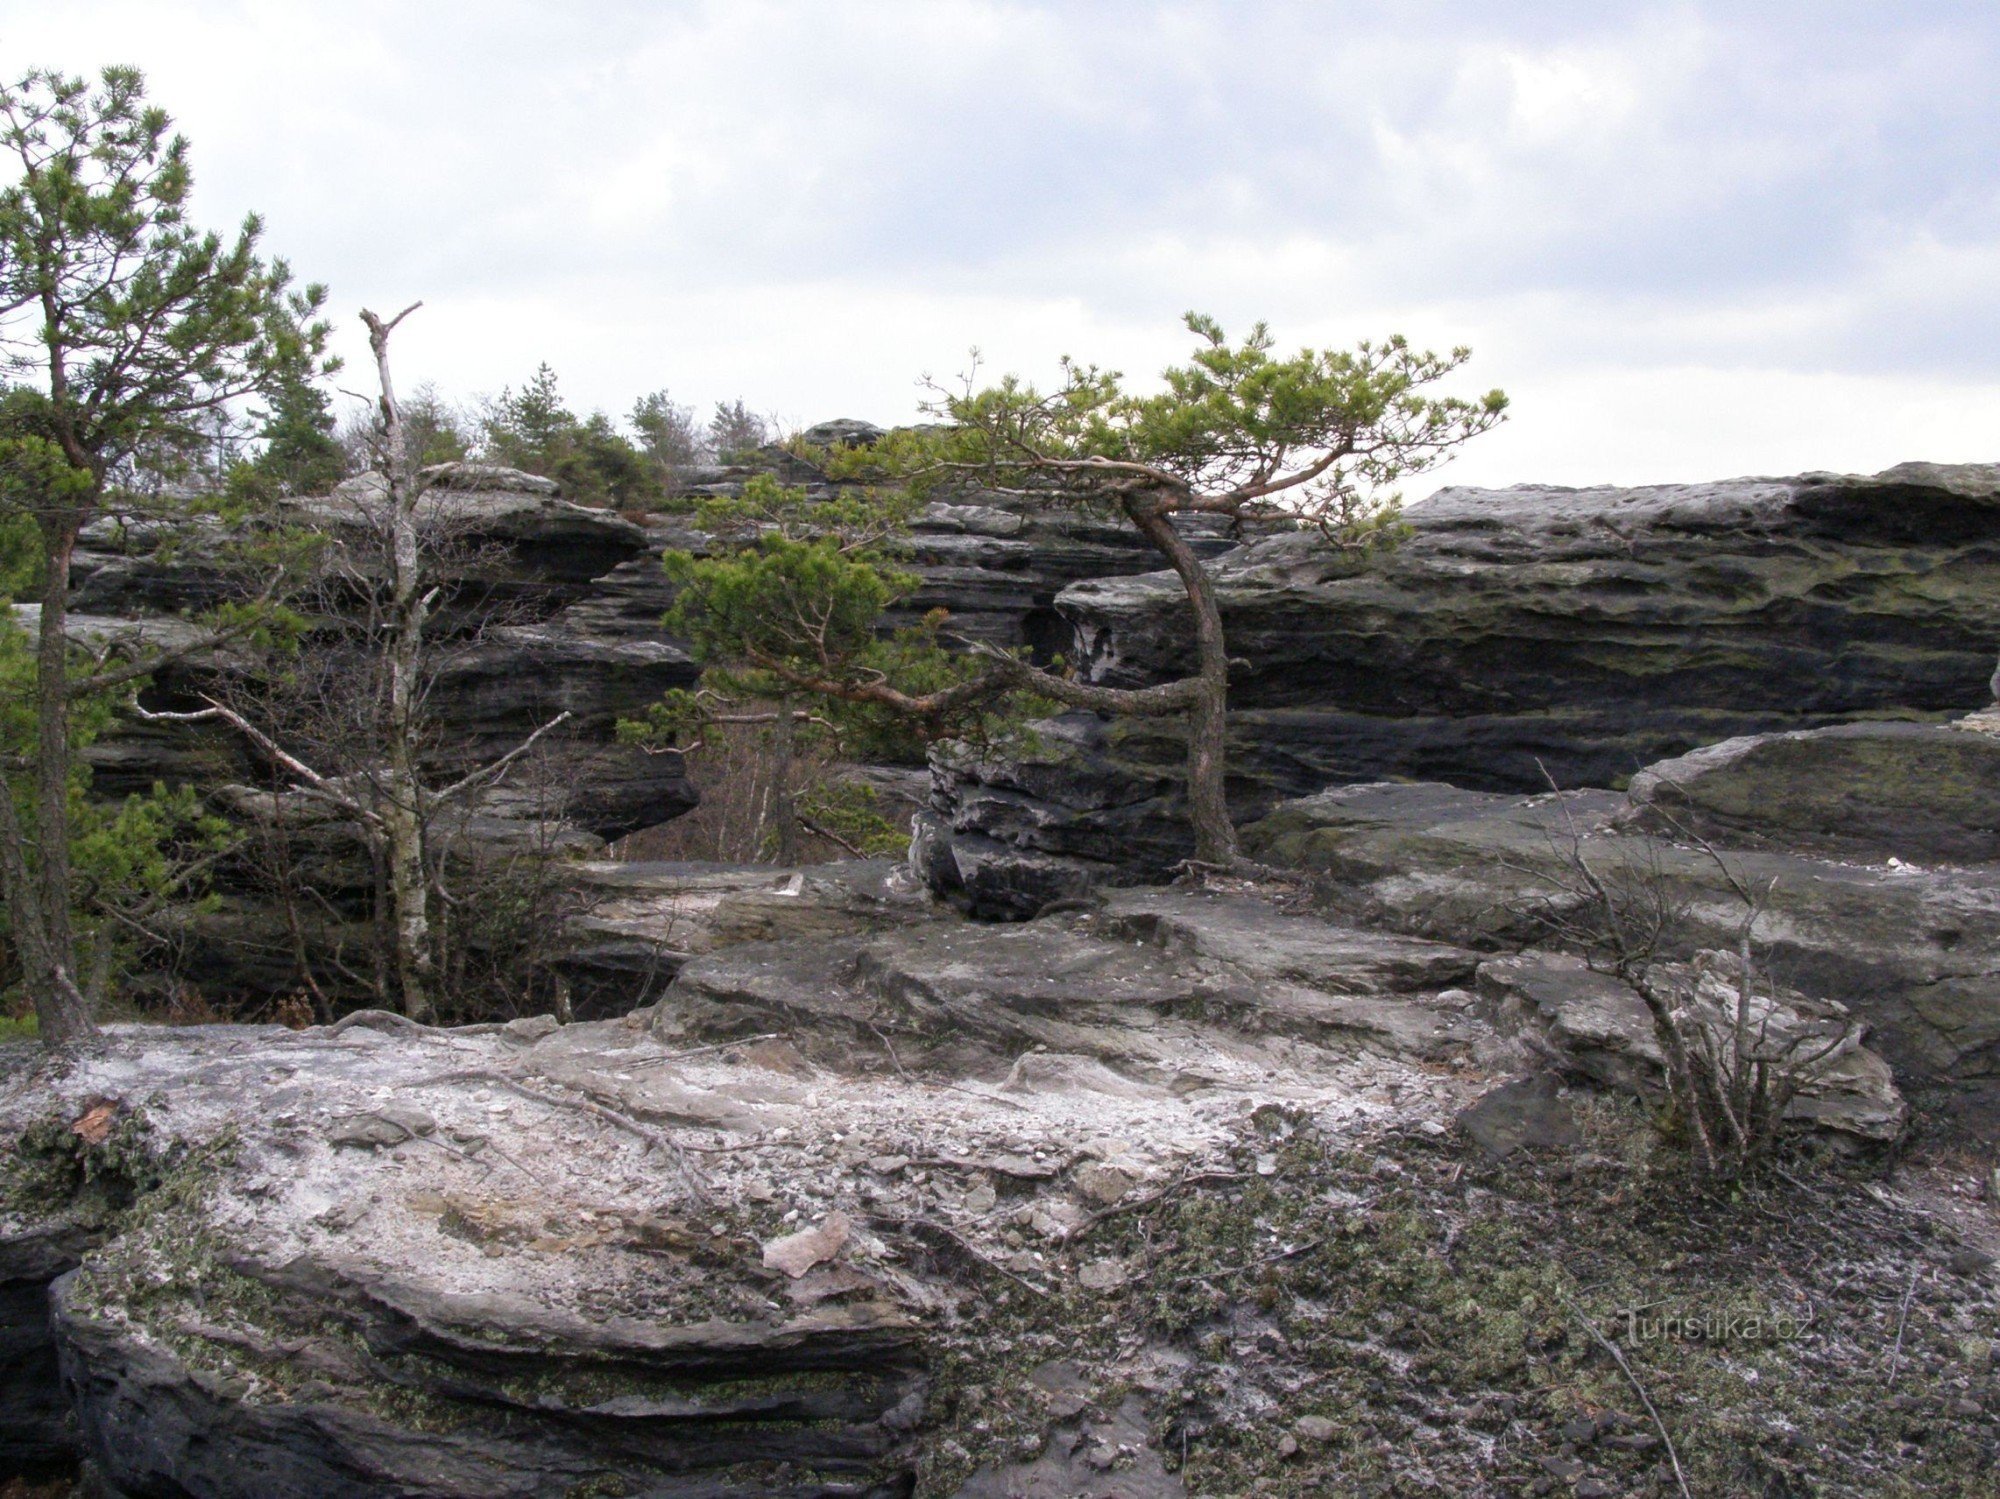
[1241,778,2000,1128]
[1476,951,1907,1140]
[1625,718,2000,864]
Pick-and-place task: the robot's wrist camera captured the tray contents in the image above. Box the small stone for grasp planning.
[762,1211,852,1278]
[1603,1432,1659,1452]
[869,1154,911,1175]
[326,1106,435,1149]
[1073,1161,1135,1207]
[1946,1245,1995,1278]
[1293,1415,1337,1444]
[1950,1398,1983,1418]
[1079,1259,1127,1292]
[1561,1415,1599,1443]
[1255,1153,1279,1177]
[1538,1455,1585,1481]
[1029,1202,1085,1238]
[1576,1481,1617,1498]
[1277,1433,1300,1458]
[963,1181,998,1214]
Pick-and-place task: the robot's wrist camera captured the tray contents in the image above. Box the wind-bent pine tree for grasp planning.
[0,66,330,1044]
[680,316,1506,867]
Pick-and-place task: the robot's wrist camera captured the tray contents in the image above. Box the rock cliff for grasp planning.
[924,462,2000,899]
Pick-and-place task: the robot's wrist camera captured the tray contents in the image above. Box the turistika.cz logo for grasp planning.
[1619,1304,1815,1346]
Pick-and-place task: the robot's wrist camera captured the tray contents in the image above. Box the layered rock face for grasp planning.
[925,462,2000,898]
[57,449,1242,1009]
[1241,719,2000,1127]
[65,467,705,843]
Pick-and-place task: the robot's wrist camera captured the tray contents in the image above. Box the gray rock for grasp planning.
[53,1265,920,1498]
[0,1224,93,1473]
[560,858,941,1019]
[327,1106,437,1148]
[1458,1074,1582,1158]
[1625,719,2000,863]
[953,1396,1182,1498]
[1245,779,1981,1127]
[1477,950,1906,1140]
[928,463,2000,892]
[797,418,886,449]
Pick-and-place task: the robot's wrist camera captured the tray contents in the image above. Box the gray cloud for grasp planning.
[3,0,1996,486]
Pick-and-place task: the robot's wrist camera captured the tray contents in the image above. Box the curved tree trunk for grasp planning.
[1125,499,1238,865]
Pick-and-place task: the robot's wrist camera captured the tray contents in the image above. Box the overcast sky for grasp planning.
[7,1,1998,494]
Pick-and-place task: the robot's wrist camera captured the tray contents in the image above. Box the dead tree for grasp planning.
[143,305,571,1022]
[1524,785,1859,1178]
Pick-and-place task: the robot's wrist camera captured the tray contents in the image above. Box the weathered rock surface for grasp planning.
[1242,773,2000,1127]
[1625,719,2000,864]
[59,468,705,843]
[559,858,943,1016]
[1477,950,1907,1140]
[0,878,1912,1494]
[662,890,1505,1078]
[928,463,2000,891]
[1066,462,2000,787]
[0,894,1490,1496]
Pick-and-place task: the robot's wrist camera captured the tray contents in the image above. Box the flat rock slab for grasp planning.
[666,893,1508,1078]
[1626,719,2000,864]
[3,898,1481,1499]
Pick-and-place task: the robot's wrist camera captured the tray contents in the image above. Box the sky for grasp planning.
[5,0,1998,495]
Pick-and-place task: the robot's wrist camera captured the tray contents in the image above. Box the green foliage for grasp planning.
[225,366,345,503]
[0,65,334,480]
[482,362,664,510]
[0,391,92,598]
[626,476,1043,764]
[6,1108,170,1218]
[0,614,234,1010]
[668,531,904,672]
[0,510,33,601]
[630,389,705,473]
[837,313,1506,544]
[707,398,770,462]
[794,779,907,856]
[401,382,474,468]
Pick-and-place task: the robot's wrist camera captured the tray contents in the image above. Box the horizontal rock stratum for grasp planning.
[924,461,2000,902]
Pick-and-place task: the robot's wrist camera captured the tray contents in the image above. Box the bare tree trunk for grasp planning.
[768,696,800,866]
[1126,500,1239,865]
[9,516,99,1043]
[362,304,436,1022]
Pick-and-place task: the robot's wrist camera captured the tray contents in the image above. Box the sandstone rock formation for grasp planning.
[0,878,1913,1494]
[924,462,2000,895]
[1241,730,2000,1127]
